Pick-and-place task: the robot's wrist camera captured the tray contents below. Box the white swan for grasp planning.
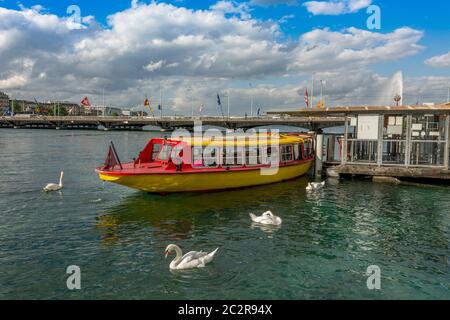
[250,211,282,226]
[306,181,325,191]
[43,171,64,192]
[164,244,219,270]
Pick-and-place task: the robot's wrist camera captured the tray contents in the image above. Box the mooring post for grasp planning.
[342,116,349,165]
[445,114,449,170]
[315,133,324,177]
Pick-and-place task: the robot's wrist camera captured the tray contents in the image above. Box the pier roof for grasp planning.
[268,103,450,117]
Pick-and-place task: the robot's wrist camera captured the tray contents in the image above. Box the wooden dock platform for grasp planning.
[330,165,450,180]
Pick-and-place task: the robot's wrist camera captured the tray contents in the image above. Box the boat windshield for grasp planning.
[157,145,173,161]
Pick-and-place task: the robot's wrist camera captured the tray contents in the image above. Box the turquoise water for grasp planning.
[0,129,449,300]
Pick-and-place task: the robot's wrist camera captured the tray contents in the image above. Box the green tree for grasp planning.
[11,100,20,114]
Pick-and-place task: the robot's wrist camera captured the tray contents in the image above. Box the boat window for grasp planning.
[223,146,236,166]
[151,144,162,161]
[281,145,294,163]
[246,146,260,166]
[192,146,219,168]
[192,147,203,167]
[235,147,245,166]
[203,147,219,168]
[157,144,173,161]
[261,146,279,165]
[294,144,302,161]
[222,146,245,167]
[303,139,314,158]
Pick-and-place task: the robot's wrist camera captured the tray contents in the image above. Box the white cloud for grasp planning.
[0,2,438,112]
[289,27,424,72]
[145,60,165,72]
[303,0,372,16]
[210,0,252,19]
[425,51,450,68]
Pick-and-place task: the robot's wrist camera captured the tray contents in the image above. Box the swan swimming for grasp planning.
[306,181,325,191]
[164,244,219,270]
[43,171,64,192]
[249,211,282,226]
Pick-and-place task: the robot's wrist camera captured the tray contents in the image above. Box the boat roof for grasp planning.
[165,134,309,147]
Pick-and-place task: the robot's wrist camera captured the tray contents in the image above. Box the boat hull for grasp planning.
[98,161,313,193]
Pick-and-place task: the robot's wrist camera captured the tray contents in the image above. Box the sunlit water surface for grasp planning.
[0,129,449,300]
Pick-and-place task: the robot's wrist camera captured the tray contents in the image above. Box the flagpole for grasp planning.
[227,89,230,119]
[191,89,194,119]
[160,81,163,119]
[311,74,314,109]
[250,83,253,117]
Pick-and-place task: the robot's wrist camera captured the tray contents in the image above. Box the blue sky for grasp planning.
[0,0,449,112]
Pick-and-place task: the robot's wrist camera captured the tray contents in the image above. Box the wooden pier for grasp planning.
[271,103,450,181]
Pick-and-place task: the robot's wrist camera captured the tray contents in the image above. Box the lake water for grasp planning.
[0,129,449,300]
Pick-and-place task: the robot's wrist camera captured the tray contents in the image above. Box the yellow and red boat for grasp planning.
[96,134,314,193]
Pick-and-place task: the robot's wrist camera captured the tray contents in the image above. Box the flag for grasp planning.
[2,107,11,116]
[217,94,222,107]
[257,108,261,117]
[104,146,119,170]
[317,100,323,108]
[304,89,309,108]
[144,98,150,106]
[217,94,224,117]
[198,103,204,114]
[80,97,91,107]
[158,105,162,111]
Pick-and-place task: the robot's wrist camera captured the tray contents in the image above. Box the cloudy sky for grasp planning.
[0,0,449,115]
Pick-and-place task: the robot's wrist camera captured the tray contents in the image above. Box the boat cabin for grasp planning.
[132,134,314,171]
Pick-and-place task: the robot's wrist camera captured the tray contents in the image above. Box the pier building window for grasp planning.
[411,115,446,141]
[281,145,294,163]
[347,141,378,164]
[411,142,445,166]
[382,115,407,165]
[409,115,447,167]
[347,115,379,164]
[382,141,406,165]
[383,116,407,140]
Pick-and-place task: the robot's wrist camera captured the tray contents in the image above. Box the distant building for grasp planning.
[121,109,148,117]
[9,100,81,115]
[83,106,124,117]
[0,92,10,114]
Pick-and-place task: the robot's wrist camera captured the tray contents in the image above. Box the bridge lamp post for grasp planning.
[222,90,231,119]
[228,90,230,119]
[186,87,193,119]
[320,80,326,108]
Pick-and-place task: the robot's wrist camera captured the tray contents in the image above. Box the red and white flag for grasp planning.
[80,97,91,107]
[304,89,309,108]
